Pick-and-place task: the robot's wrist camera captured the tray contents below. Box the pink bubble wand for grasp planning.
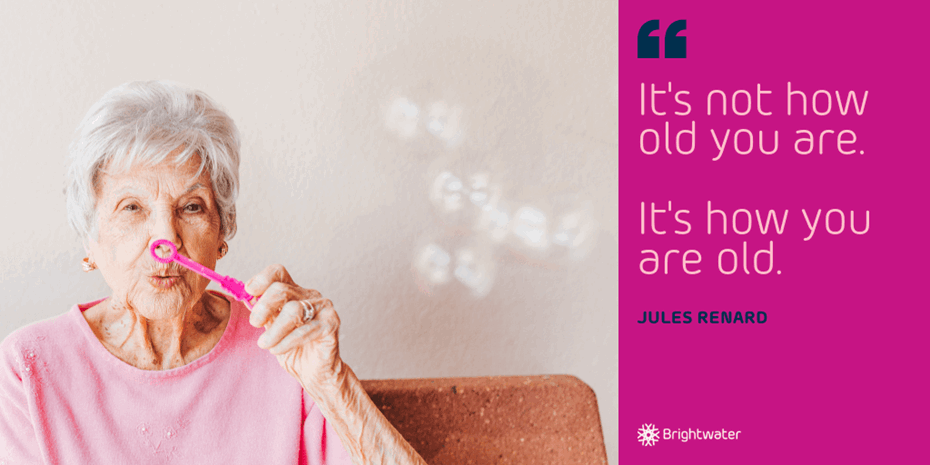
[150,239,254,309]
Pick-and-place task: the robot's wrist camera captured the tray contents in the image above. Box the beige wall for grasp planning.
[0,1,618,462]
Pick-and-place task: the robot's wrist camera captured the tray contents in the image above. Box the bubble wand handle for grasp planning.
[150,239,254,309]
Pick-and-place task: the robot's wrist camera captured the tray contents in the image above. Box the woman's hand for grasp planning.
[245,264,345,396]
[244,263,427,465]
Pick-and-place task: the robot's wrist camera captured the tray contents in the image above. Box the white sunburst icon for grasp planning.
[637,423,660,446]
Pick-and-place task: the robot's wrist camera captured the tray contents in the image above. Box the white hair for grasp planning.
[66,81,241,242]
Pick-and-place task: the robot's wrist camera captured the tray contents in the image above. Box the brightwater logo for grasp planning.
[637,424,660,446]
[637,423,742,446]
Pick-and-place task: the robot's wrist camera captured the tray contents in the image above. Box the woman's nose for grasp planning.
[149,208,183,252]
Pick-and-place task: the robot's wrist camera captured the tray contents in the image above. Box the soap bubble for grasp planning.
[427,158,504,230]
[548,194,597,262]
[502,193,599,265]
[430,170,465,213]
[511,205,549,251]
[425,100,464,147]
[413,241,453,287]
[385,96,420,139]
[474,198,511,243]
[412,232,497,298]
[452,243,496,298]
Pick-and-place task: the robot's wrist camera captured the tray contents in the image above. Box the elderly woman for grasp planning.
[0,81,427,464]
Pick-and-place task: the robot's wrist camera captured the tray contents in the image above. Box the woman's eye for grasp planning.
[123,204,140,212]
[184,204,202,213]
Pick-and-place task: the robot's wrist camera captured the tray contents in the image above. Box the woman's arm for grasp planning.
[245,264,427,465]
[306,361,426,465]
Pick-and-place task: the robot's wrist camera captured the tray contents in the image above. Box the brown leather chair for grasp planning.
[361,375,608,464]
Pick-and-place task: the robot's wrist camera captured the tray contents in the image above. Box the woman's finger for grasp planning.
[268,320,325,355]
[249,282,322,328]
[249,282,298,327]
[244,264,296,297]
[261,298,335,352]
[258,299,307,348]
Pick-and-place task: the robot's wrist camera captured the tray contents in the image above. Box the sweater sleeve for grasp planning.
[0,332,43,464]
[300,390,353,465]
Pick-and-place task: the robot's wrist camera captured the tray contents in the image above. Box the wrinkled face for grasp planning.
[87,151,223,320]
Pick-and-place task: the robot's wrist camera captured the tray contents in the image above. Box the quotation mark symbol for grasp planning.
[637,20,687,58]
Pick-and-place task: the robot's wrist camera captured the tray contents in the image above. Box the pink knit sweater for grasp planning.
[0,293,352,464]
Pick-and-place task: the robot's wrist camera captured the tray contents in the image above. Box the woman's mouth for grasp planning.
[149,275,180,289]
